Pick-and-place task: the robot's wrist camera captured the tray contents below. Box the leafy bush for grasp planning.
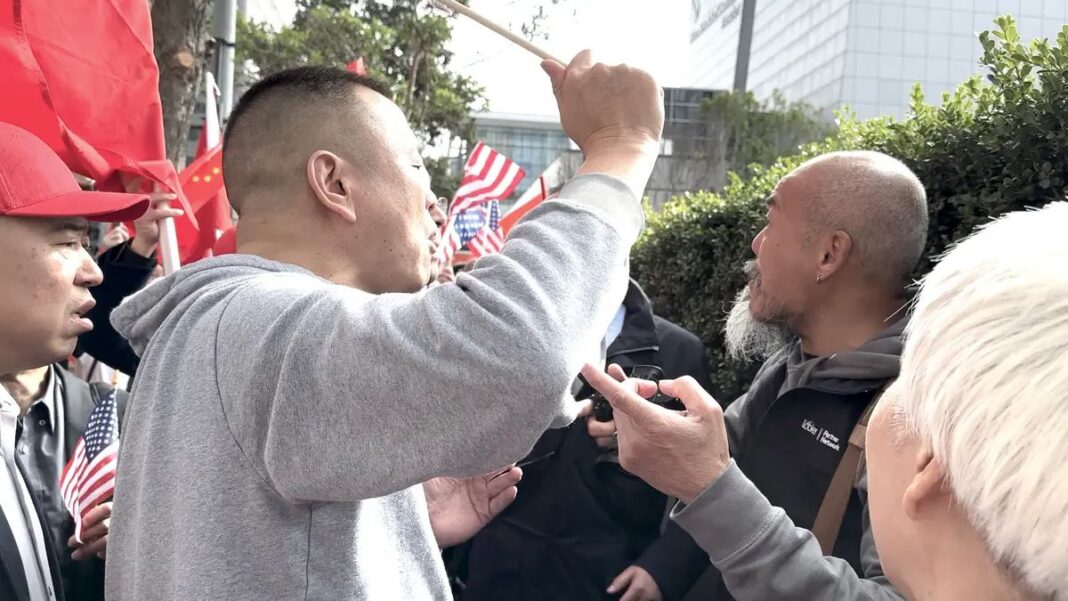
[632,16,1068,401]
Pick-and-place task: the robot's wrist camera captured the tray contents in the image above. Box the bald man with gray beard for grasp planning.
[588,152,925,601]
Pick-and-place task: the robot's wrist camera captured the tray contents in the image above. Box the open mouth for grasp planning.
[72,299,96,332]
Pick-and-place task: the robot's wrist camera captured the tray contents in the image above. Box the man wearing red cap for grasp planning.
[0,122,148,601]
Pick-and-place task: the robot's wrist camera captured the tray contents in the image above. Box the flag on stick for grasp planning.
[439,142,524,262]
[173,71,233,263]
[468,199,504,257]
[0,0,193,217]
[59,389,119,544]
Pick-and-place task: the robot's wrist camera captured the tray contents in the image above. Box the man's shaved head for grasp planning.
[223,66,393,215]
[794,151,929,289]
[734,150,928,356]
[223,66,441,295]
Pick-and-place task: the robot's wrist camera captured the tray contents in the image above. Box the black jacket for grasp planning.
[633,320,905,601]
[76,242,156,376]
[458,281,713,601]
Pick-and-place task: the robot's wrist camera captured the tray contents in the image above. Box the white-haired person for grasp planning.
[581,201,1068,601]
[863,201,1068,601]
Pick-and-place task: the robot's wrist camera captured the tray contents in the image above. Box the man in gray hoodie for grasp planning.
[104,53,664,600]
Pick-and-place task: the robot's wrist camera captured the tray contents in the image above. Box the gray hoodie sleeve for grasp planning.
[670,460,904,601]
[214,174,643,503]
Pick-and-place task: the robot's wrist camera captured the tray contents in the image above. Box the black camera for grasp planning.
[582,364,684,422]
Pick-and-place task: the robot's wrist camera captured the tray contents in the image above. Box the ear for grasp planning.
[903,448,947,520]
[816,230,853,282]
[307,150,358,224]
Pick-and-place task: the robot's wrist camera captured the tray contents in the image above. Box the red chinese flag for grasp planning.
[172,70,232,263]
[180,146,224,213]
[173,142,231,262]
[346,57,367,76]
[173,188,232,263]
[0,0,192,218]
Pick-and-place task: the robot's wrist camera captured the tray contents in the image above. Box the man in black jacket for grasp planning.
[587,151,928,601]
[458,279,712,601]
[1,367,129,601]
[76,191,179,377]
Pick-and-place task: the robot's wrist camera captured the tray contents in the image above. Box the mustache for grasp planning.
[724,261,793,361]
[743,259,759,282]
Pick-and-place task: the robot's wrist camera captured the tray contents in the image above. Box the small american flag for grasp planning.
[59,388,119,543]
[468,199,504,257]
[439,142,524,263]
[449,142,525,215]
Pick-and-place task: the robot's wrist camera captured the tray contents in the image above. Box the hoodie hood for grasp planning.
[780,316,906,396]
[111,254,317,356]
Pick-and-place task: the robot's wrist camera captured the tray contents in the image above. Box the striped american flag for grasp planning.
[59,388,119,543]
[439,142,524,262]
[468,199,503,257]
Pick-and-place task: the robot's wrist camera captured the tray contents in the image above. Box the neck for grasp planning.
[909,503,1040,601]
[796,288,905,357]
[919,543,1032,601]
[237,214,365,290]
[0,366,50,414]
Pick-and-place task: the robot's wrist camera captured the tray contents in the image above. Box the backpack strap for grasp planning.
[810,378,895,555]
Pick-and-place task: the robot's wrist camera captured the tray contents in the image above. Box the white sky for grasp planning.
[449,0,692,116]
[245,0,693,118]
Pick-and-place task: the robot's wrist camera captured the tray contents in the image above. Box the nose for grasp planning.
[429,197,448,229]
[751,226,765,257]
[77,248,104,288]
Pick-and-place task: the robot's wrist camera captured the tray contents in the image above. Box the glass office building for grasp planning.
[691,0,1067,120]
[472,87,718,202]
[472,113,573,199]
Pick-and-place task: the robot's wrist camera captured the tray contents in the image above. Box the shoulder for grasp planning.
[56,366,129,432]
[218,270,361,326]
[232,270,362,307]
[652,315,705,355]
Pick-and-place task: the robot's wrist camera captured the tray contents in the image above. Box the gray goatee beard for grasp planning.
[725,279,793,362]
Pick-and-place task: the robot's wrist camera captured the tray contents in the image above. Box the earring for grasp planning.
[816,274,823,284]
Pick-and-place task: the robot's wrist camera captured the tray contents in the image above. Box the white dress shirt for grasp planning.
[0,385,56,601]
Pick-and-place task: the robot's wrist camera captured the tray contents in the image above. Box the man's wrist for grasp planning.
[576,139,660,200]
[580,138,660,170]
[677,458,731,505]
[129,237,158,259]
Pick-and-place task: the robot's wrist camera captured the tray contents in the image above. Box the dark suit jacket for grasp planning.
[1,368,128,601]
[1,461,66,601]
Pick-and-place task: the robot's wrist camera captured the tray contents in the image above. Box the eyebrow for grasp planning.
[765,195,776,208]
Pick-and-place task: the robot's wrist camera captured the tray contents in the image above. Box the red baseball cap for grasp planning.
[0,122,150,221]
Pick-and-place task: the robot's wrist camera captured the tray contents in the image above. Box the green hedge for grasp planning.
[632,16,1068,401]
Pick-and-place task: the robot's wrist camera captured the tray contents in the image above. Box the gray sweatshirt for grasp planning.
[105,174,643,600]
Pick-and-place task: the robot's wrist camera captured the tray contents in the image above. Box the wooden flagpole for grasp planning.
[155,183,182,275]
[431,0,565,65]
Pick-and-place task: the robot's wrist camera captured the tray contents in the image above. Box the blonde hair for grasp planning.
[898,202,1068,599]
